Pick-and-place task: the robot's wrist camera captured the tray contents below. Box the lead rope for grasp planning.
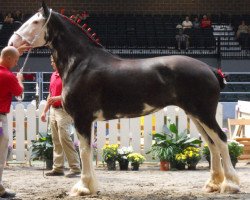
[15,50,32,102]
[15,9,52,102]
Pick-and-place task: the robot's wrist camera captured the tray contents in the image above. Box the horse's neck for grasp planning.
[49,16,121,76]
[50,30,91,70]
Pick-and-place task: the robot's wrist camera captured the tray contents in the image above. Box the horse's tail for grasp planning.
[211,67,228,90]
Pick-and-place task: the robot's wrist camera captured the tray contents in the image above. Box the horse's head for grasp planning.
[8,2,51,48]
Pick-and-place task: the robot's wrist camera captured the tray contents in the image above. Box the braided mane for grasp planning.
[60,13,102,47]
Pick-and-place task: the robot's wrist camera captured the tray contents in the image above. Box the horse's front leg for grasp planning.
[70,128,98,196]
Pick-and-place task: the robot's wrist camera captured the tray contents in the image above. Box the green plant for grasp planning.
[228,140,244,162]
[147,122,202,163]
[147,132,176,161]
[127,153,145,164]
[202,144,210,157]
[102,144,119,162]
[30,132,53,160]
[166,123,202,151]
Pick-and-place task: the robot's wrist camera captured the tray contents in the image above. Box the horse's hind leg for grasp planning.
[189,115,224,192]
[198,117,240,193]
[70,122,98,196]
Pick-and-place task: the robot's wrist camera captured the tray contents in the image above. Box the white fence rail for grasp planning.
[7,102,223,162]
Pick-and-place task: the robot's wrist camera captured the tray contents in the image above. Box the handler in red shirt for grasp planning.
[0,45,29,198]
[41,56,80,177]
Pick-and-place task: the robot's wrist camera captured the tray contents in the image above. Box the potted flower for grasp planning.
[228,140,244,168]
[30,132,53,169]
[117,146,133,170]
[102,144,118,170]
[174,153,186,170]
[147,132,175,171]
[149,122,202,170]
[183,146,201,170]
[127,153,145,171]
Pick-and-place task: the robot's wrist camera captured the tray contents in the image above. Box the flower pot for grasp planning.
[187,164,197,170]
[160,161,170,171]
[119,159,129,170]
[187,160,199,170]
[176,163,186,170]
[106,160,116,170]
[45,159,53,170]
[131,163,140,171]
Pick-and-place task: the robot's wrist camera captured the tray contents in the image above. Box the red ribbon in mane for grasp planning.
[217,68,226,78]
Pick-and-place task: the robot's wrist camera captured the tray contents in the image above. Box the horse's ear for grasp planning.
[42,1,50,18]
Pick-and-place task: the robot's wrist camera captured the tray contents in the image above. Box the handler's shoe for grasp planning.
[0,191,16,198]
[65,171,81,178]
[45,170,64,176]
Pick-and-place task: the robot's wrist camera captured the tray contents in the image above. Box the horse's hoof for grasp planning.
[203,180,221,193]
[220,180,240,194]
[70,181,91,196]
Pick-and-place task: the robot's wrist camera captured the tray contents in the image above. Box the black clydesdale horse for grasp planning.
[8,3,240,196]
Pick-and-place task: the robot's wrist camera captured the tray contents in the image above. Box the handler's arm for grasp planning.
[41,94,51,122]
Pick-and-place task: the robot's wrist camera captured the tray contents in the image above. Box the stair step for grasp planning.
[221,47,241,50]
[221,42,239,45]
[214,32,235,36]
[218,37,236,41]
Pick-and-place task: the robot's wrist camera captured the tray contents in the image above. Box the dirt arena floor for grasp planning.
[2,161,250,200]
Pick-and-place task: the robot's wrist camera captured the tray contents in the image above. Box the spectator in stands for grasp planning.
[0,44,30,199]
[4,13,14,24]
[201,15,212,29]
[13,10,23,22]
[182,16,193,29]
[236,20,248,39]
[192,16,200,29]
[175,24,189,51]
[41,56,81,178]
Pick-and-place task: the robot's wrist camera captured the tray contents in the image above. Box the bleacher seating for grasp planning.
[220,73,250,102]
[0,14,216,55]
[84,14,216,51]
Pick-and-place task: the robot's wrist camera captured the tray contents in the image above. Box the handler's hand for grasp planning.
[16,73,23,81]
[17,44,32,55]
[41,112,47,122]
[48,96,60,105]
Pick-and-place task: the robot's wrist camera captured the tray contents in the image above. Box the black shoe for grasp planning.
[0,191,16,198]
[45,170,64,176]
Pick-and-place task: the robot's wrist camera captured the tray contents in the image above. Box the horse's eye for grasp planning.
[33,21,39,24]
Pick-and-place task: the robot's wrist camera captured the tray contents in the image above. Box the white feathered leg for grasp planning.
[201,121,240,193]
[189,116,224,192]
[70,134,98,196]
